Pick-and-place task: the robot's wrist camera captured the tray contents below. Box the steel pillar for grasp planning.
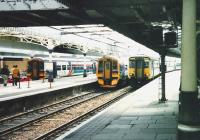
[48,49,53,63]
[83,53,87,77]
[178,0,200,139]
[160,52,167,102]
[48,49,54,83]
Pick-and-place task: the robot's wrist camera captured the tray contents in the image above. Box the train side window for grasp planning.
[57,65,61,70]
[62,65,66,70]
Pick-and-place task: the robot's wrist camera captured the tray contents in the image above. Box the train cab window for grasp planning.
[57,65,61,70]
[144,61,149,68]
[129,61,135,68]
[112,61,118,72]
[112,61,118,71]
[98,61,103,72]
[62,65,66,70]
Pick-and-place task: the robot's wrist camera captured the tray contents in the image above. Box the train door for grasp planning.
[56,64,62,77]
[151,60,154,78]
[104,61,111,80]
[32,61,39,80]
[136,59,144,80]
[129,58,135,78]
[61,64,66,76]
[67,62,72,76]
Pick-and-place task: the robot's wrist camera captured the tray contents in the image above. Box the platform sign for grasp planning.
[164,32,177,48]
[44,62,53,72]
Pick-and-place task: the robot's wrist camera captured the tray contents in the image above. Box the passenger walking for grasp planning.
[1,65,10,86]
[12,65,20,86]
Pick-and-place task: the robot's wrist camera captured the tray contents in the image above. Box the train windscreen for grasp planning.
[129,60,135,68]
[112,61,118,72]
[98,61,103,73]
[144,61,149,68]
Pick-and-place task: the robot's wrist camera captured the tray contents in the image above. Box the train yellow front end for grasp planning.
[129,56,151,86]
[96,56,126,88]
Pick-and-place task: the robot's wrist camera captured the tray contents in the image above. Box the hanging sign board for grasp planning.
[44,62,53,72]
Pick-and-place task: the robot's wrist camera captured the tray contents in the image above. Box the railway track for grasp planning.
[34,86,133,140]
[0,89,107,139]
[0,86,133,140]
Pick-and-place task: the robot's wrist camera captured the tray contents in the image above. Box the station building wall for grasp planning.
[3,58,29,72]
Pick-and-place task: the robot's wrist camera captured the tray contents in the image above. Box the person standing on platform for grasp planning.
[12,65,20,86]
[1,65,10,86]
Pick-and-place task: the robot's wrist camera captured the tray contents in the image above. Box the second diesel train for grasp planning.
[128,55,180,86]
[128,56,159,85]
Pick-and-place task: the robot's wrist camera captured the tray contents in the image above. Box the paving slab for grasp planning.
[58,71,180,140]
[0,74,97,101]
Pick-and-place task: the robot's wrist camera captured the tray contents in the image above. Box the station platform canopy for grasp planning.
[0,25,161,60]
[0,0,190,57]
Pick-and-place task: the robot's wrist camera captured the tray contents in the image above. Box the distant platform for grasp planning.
[0,74,97,102]
[58,71,180,140]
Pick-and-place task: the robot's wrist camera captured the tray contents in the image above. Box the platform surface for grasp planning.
[58,71,180,140]
[0,74,97,102]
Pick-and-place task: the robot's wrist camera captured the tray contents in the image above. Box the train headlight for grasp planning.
[144,73,148,77]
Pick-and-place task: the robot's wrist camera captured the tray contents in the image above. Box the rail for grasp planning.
[0,89,104,137]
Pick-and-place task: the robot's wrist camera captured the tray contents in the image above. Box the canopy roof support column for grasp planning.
[178,0,200,138]
[0,57,3,69]
[83,53,87,77]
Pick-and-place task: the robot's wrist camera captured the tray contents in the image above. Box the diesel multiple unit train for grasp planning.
[28,58,96,80]
[96,55,180,88]
[96,55,128,88]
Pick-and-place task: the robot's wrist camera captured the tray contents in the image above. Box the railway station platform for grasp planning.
[58,71,181,140]
[0,74,97,102]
